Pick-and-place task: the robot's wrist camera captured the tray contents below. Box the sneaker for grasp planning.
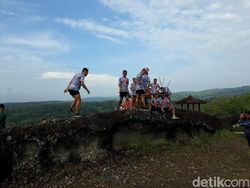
[67,108,74,114]
[172,115,179,120]
[74,113,81,118]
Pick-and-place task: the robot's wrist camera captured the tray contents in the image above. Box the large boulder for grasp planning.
[0,110,222,185]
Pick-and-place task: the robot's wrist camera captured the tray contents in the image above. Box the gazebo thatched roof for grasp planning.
[175,95,207,104]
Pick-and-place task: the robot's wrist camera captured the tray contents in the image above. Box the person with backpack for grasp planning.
[64,68,90,117]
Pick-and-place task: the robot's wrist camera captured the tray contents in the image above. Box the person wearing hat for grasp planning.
[135,68,149,109]
[0,104,7,130]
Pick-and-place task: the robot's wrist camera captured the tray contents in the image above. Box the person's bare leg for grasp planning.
[136,95,140,108]
[75,94,81,114]
[132,96,136,109]
[161,106,165,114]
[141,95,146,108]
[172,108,176,116]
[118,96,123,109]
[171,107,179,119]
[70,98,77,112]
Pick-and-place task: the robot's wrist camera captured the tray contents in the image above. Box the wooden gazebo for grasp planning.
[175,95,207,112]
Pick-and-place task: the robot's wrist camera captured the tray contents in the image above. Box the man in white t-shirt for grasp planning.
[150,78,160,98]
[64,68,90,117]
[150,94,164,114]
[118,70,129,109]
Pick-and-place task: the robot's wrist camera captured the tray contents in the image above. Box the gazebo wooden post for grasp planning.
[192,104,195,111]
[187,104,190,111]
[198,104,201,112]
[181,104,183,110]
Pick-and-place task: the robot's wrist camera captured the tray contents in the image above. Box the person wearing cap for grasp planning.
[118,70,129,110]
[135,68,149,109]
[0,104,7,130]
[64,67,90,117]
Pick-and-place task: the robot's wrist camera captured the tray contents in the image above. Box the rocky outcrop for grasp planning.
[0,110,223,185]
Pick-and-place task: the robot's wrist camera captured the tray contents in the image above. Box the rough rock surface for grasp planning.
[0,109,223,185]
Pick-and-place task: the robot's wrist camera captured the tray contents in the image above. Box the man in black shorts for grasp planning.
[118,70,129,109]
[64,68,90,117]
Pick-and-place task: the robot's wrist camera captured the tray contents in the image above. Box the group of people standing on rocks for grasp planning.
[63,67,178,119]
[1,67,250,149]
[117,68,179,119]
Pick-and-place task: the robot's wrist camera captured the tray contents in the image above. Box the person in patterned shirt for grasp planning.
[118,70,129,109]
[150,78,160,98]
[64,68,90,117]
[150,94,164,114]
[136,68,149,109]
[130,77,137,109]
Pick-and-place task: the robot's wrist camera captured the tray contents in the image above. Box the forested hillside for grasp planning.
[201,93,250,118]
[172,85,250,100]
[5,101,117,127]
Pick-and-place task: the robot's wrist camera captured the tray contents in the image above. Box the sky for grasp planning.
[0,0,250,102]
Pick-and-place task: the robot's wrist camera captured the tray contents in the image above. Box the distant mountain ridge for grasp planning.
[83,85,250,101]
[172,85,250,101]
[5,85,250,104]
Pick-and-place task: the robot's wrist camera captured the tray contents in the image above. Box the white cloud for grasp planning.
[0,9,18,15]
[1,33,70,52]
[97,0,250,91]
[203,13,239,21]
[40,71,74,79]
[207,3,221,10]
[55,18,130,43]
[40,71,118,86]
[94,33,125,44]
